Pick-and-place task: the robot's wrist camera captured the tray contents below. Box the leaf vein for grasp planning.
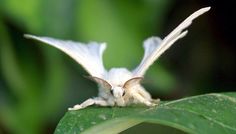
[162,107,236,131]
[210,93,236,103]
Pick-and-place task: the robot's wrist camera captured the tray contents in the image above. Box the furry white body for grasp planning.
[98,68,154,106]
[71,68,155,110]
[24,7,210,110]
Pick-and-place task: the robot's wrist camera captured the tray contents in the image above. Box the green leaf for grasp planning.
[54,92,236,134]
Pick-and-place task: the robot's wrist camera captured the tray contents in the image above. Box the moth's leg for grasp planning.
[137,87,160,104]
[68,99,92,111]
[151,98,160,104]
[132,92,156,106]
[137,86,152,100]
[68,97,111,111]
[93,97,112,106]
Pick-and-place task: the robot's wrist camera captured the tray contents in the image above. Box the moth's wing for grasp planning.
[133,7,210,76]
[24,34,107,78]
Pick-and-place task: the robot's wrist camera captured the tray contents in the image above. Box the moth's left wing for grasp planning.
[133,7,210,76]
[24,34,107,78]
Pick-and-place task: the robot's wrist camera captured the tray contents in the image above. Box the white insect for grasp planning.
[24,7,210,110]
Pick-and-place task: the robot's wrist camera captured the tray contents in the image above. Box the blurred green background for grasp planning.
[0,0,235,134]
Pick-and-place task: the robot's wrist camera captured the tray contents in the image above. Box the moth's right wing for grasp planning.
[133,7,210,76]
[24,34,107,78]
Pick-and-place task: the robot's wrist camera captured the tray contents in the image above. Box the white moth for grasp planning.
[24,7,210,110]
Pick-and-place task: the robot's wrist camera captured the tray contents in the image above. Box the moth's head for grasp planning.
[87,76,143,98]
[110,86,124,98]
